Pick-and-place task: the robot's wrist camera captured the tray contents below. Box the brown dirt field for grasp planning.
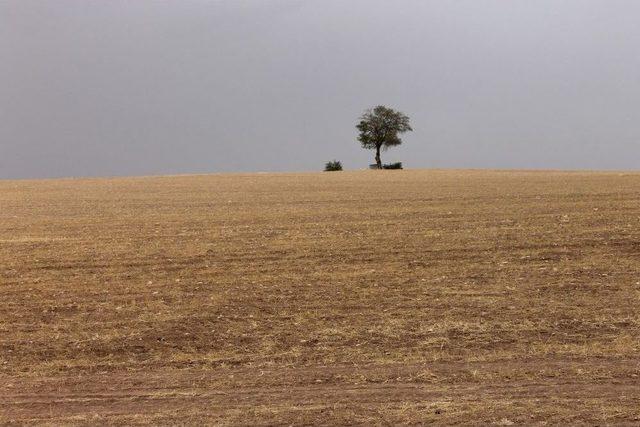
[1,169,639,425]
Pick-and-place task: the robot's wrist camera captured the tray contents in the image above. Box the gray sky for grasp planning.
[1,0,639,179]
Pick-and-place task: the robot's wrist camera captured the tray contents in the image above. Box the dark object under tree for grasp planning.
[357,105,412,169]
[383,162,403,169]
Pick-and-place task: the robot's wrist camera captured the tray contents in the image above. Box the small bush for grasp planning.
[382,162,403,170]
[324,160,343,171]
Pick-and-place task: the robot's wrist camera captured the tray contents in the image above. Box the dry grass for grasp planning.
[1,169,639,425]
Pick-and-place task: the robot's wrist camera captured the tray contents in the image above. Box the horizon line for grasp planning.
[2,167,639,183]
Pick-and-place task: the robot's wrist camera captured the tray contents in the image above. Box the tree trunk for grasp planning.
[375,145,382,169]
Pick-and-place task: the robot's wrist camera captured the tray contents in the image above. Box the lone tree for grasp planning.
[357,105,412,169]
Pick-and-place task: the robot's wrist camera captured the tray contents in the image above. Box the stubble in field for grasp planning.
[1,170,639,424]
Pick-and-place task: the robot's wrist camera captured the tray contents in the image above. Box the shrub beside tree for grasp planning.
[382,162,403,170]
[324,160,343,171]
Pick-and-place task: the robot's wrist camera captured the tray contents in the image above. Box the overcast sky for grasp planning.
[1,0,639,179]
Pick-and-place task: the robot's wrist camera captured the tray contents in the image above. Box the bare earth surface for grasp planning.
[1,170,639,425]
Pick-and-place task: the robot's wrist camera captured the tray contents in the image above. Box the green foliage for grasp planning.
[324,160,343,171]
[382,162,403,170]
[357,105,412,168]
[356,106,412,150]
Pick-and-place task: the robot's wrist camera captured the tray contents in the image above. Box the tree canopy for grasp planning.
[357,106,412,169]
